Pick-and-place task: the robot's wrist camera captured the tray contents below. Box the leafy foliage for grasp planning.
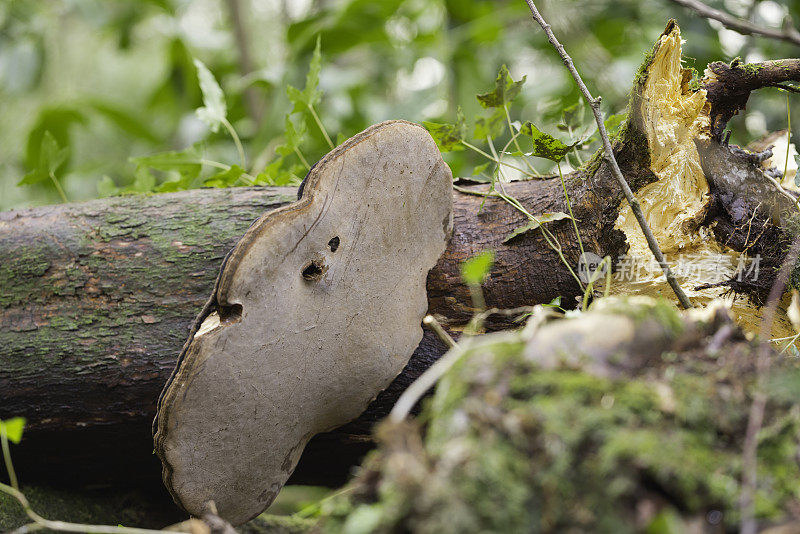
[461,250,494,286]
[17,132,67,186]
[193,59,228,134]
[424,108,467,152]
[3,0,794,209]
[520,122,577,163]
[287,35,323,114]
[476,64,525,109]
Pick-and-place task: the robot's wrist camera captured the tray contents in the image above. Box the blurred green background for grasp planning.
[0,0,798,211]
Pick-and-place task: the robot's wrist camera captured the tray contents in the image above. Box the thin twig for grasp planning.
[667,0,800,47]
[740,237,800,534]
[523,0,694,309]
[390,316,461,422]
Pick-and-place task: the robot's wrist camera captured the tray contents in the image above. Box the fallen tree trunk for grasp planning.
[0,169,624,490]
[1,20,799,503]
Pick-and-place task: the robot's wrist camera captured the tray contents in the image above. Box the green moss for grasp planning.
[737,60,765,76]
[319,300,800,533]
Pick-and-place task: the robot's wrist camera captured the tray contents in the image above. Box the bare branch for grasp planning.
[522,1,694,309]
[668,0,800,47]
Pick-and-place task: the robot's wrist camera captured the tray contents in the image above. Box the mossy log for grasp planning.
[315,297,800,533]
[1,20,800,519]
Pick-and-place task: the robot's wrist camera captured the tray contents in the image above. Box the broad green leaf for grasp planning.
[473,108,505,140]
[287,35,323,113]
[461,250,495,286]
[476,65,525,108]
[604,113,627,137]
[503,212,571,243]
[97,175,119,197]
[520,122,576,162]
[18,131,68,186]
[0,417,26,444]
[131,145,203,180]
[423,107,466,152]
[194,59,227,132]
[204,165,244,188]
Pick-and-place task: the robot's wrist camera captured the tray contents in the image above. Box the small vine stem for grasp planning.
[523,0,693,309]
[389,315,460,422]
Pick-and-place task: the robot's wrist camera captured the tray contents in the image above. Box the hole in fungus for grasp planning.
[328,236,340,252]
[218,303,243,325]
[301,259,326,281]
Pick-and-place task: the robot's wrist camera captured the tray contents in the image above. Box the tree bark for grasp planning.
[0,145,642,491]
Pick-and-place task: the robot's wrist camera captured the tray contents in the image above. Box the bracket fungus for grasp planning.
[153,120,454,525]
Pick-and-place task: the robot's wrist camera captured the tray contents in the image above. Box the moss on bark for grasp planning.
[315,298,800,533]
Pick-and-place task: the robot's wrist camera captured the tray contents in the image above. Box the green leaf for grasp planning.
[473,108,505,140]
[97,175,119,197]
[41,131,69,175]
[543,296,562,308]
[25,107,84,172]
[503,212,571,243]
[89,101,160,143]
[423,107,466,152]
[287,35,323,114]
[0,417,26,444]
[256,157,303,187]
[18,131,69,186]
[461,250,495,286]
[603,113,627,137]
[129,167,157,193]
[204,165,245,188]
[561,100,585,130]
[194,59,227,132]
[17,169,47,186]
[276,116,307,157]
[472,162,491,176]
[131,145,203,180]
[520,122,576,162]
[476,65,526,108]
[336,132,348,146]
